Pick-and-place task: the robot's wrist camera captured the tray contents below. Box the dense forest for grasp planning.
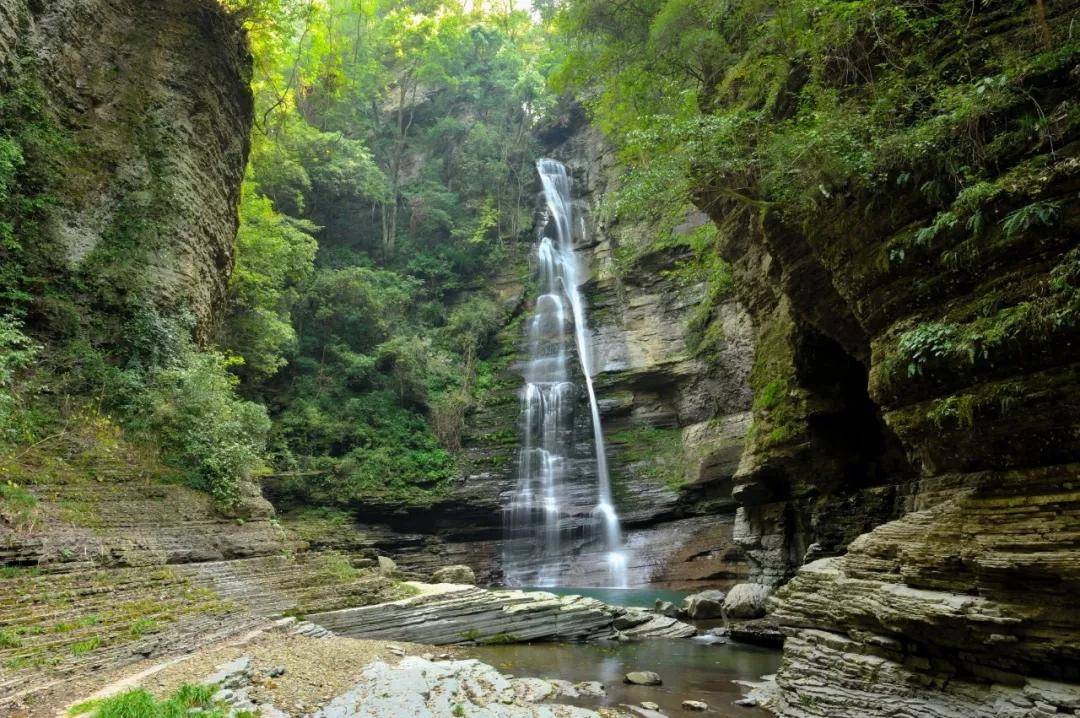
[5,0,1072,514]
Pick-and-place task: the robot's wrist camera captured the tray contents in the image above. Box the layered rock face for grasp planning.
[0,0,252,339]
[557,128,755,587]
[695,4,1080,714]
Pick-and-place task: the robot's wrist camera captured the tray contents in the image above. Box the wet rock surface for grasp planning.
[624,672,662,686]
[678,590,727,620]
[721,584,771,620]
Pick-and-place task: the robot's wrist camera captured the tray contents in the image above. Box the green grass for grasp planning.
[0,629,21,648]
[70,636,102,656]
[69,684,228,718]
[128,617,158,639]
[0,480,40,531]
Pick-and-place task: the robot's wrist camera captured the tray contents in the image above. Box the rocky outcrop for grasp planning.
[431,565,476,585]
[309,583,696,645]
[0,0,252,340]
[722,583,771,620]
[0,435,410,708]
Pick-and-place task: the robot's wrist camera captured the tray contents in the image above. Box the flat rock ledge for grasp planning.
[308,583,696,645]
[314,656,624,718]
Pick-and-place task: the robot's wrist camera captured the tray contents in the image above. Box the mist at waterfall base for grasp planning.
[501,159,629,589]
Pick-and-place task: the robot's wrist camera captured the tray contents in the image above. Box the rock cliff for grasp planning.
[0,0,252,340]
[694,2,1080,713]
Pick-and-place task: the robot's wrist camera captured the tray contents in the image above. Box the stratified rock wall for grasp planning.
[695,3,1080,714]
[0,0,253,340]
[554,127,756,587]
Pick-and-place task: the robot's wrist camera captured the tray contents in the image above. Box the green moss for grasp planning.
[480,632,520,645]
[747,314,805,450]
[926,382,1025,430]
[610,425,687,491]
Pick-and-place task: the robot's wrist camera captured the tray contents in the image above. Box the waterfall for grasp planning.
[502,158,627,588]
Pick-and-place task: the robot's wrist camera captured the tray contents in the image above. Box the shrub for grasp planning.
[0,481,40,532]
[142,352,270,511]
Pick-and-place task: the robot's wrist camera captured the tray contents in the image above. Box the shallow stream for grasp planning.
[468,638,780,717]
[520,586,692,608]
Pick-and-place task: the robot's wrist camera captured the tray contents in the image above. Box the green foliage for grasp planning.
[0,630,20,649]
[140,352,270,510]
[69,684,227,718]
[896,323,960,378]
[554,0,1080,291]
[0,315,41,444]
[128,618,159,639]
[1000,200,1061,237]
[222,186,317,383]
[222,2,547,510]
[69,636,102,656]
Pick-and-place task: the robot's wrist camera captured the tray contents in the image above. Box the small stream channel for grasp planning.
[470,586,781,717]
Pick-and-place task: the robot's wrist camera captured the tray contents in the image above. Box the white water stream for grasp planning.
[502,159,627,588]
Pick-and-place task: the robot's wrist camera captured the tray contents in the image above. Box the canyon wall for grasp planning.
[696,3,1080,713]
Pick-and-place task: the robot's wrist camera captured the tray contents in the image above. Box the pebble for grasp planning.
[682,700,708,711]
[267,665,286,678]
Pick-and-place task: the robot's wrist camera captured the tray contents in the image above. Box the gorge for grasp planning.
[0,0,1078,717]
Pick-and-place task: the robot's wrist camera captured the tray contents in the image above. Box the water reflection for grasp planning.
[468,639,779,717]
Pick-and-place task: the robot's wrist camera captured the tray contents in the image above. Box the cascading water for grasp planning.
[502,158,628,588]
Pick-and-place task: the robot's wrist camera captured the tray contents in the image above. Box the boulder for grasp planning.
[624,671,663,686]
[722,583,772,620]
[681,700,708,711]
[431,564,476,585]
[678,590,727,619]
[654,599,680,618]
[641,702,659,711]
[377,555,397,577]
[729,618,784,648]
